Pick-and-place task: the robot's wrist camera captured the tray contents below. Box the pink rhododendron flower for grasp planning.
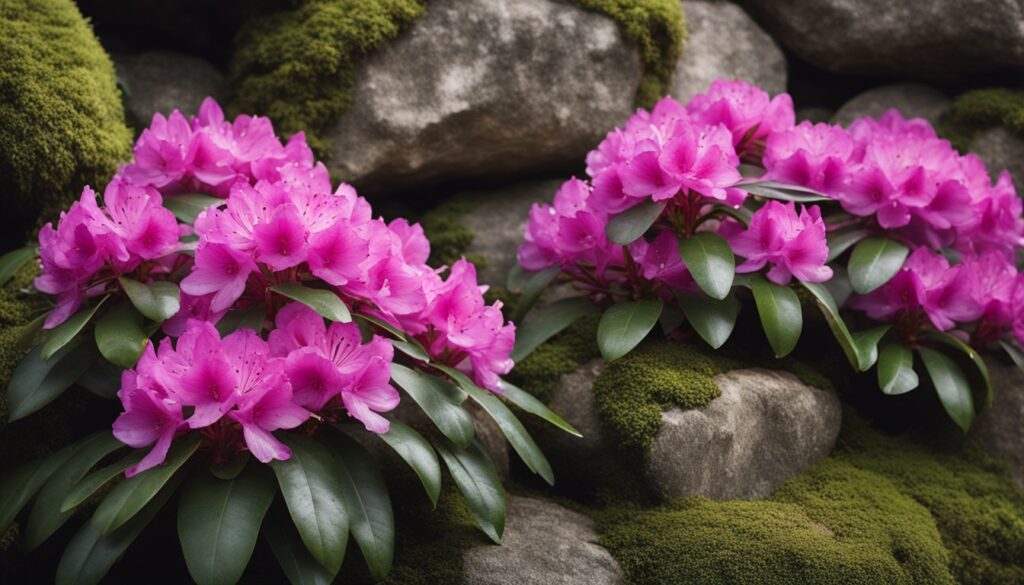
[112,368,184,477]
[685,79,795,156]
[730,201,833,285]
[763,121,854,196]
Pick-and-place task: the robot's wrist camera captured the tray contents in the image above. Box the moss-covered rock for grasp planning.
[418,196,480,269]
[939,88,1024,152]
[0,0,132,240]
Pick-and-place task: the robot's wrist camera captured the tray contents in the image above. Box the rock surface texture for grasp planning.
[969,128,1024,193]
[113,51,226,125]
[741,0,1024,82]
[832,83,950,127]
[325,0,642,193]
[462,496,624,585]
[669,0,786,102]
[973,360,1024,489]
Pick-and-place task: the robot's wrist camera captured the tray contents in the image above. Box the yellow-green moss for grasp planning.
[506,314,601,403]
[939,88,1024,152]
[569,0,686,107]
[229,0,425,155]
[418,196,480,269]
[0,0,132,234]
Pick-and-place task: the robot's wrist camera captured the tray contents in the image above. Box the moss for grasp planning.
[569,0,686,107]
[418,196,480,269]
[506,314,601,403]
[229,0,425,155]
[0,0,132,237]
[938,88,1024,152]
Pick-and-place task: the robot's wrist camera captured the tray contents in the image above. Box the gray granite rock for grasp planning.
[113,51,226,124]
[325,0,642,194]
[669,1,786,102]
[832,83,950,127]
[972,360,1024,489]
[796,107,834,124]
[462,496,624,585]
[969,127,1024,193]
[741,0,1024,82]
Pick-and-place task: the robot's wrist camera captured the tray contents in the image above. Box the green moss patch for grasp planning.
[939,88,1024,152]
[418,196,480,269]
[506,314,601,403]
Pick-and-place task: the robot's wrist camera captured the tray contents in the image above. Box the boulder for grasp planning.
[462,495,624,585]
[832,83,950,127]
[113,51,226,125]
[796,107,834,124]
[324,0,642,193]
[969,127,1024,193]
[669,1,786,102]
[741,0,1024,82]
[972,360,1024,489]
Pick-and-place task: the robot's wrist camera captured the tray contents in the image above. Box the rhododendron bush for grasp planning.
[0,99,577,585]
[511,79,1024,433]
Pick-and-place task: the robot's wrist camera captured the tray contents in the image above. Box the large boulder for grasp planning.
[669,1,786,102]
[114,51,226,126]
[973,360,1024,489]
[832,83,950,127]
[462,495,624,585]
[969,128,1024,193]
[740,0,1024,82]
[324,0,642,193]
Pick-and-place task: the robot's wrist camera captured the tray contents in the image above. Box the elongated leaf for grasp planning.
[511,266,561,323]
[848,237,908,294]
[390,363,475,449]
[91,436,200,534]
[678,233,735,300]
[597,300,663,361]
[178,465,277,585]
[919,347,975,432]
[215,304,266,336]
[878,343,918,395]
[14,312,46,352]
[24,433,123,551]
[271,283,351,323]
[826,229,870,262]
[497,379,581,437]
[8,335,99,421]
[40,299,107,360]
[676,290,739,349]
[376,420,442,507]
[824,264,853,308]
[164,193,224,223]
[658,303,685,334]
[436,440,506,544]
[750,274,802,358]
[61,452,145,514]
[0,246,38,287]
[263,507,337,585]
[391,338,429,363]
[999,340,1024,375]
[323,432,394,581]
[606,200,666,244]
[801,281,877,371]
[77,358,123,399]
[0,442,78,535]
[94,301,149,369]
[271,436,349,574]
[852,326,890,371]
[735,180,833,202]
[119,278,181,322]
[701,204,751,228]
[56,472,180,585]
[506,264,529,292]
[353,313,408,341]
[510,297,598,362]
[922,331,993,409]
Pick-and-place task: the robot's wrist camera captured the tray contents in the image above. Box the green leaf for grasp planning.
[210,452,251,481]
[13,312,46,352]
[40,299,107,361]
[922,331,993,409]
[511,266,561,323]
[323,432,394,581]
[77,358,122,399]
[826,229,870,262]
[353,313,408,341]
[263,507,337,585]
[119,278,181,322]
[676,290,739,349]
[391,338,430,363]
[497,379,581,438]
[918,347,975,432]
[801,281,882,371]
[271,283,351,323]
[270,436,349,574]
[390,363,475,449]
[8,335,99,421]
[376,420,442,507]
[94,301,149,369]
[55,472,180,585]
[823,265,853,308]
[749,274,802,358]
[164,193,224,223]
[999,340,1024,375]
[878,343,919,395]
[735,180,833,202]
[61,452,144,514]
[91,435,200,534]
[852,326,891,371]
[0,442,78,535]
[597,300,663,362]
[24,433,123,551]
[699,204,751,228]
[606,200,666,244]
[435,440,506,544]
[510,297,598,362]
[848,237,909,294]
[215,304,266,336]
[506,264,529,292]
[0,246,38,287]
[677,233,735,300]
[178,465,277,585]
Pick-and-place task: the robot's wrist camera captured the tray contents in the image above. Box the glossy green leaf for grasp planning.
[119,278,181,322]
[497,379,581,438]
[178,465,277,585]
[77,358,122,399]
[215,304,266,336]
[13,312,46,352]
[852,326,891,371]
[510,266,561,323]
[164,193,224,223]
[597,300,663,362]
[506,264,529,292]
[823,265,853,308]
[606,200,666,244]
[0,246,38,287]
[353,313,408,341]
[91,435,200,534]
[40,299,107,361]
[271,283,351,323]
[999,340,1024,375]
[435,440,506,544]
[94,301,149,369]
[391,338,430,363]
[263,507,337,585]
[750,274,802,358]
[801,281,880,371]
[510,297,598,362]
[0,442,78,535]
[676,290,739,349]
[878,343,919,395]
[848,237,909,294]
[271,436,349,574]
[922,331,993,409]
[8,335,99,421]
[826,229,870,262]
[376,420,442,507]
[390,363,475,449]
[735,180,833,202]
[61,452,144,513]
[677,233,735,300]
[918,347,975,432]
